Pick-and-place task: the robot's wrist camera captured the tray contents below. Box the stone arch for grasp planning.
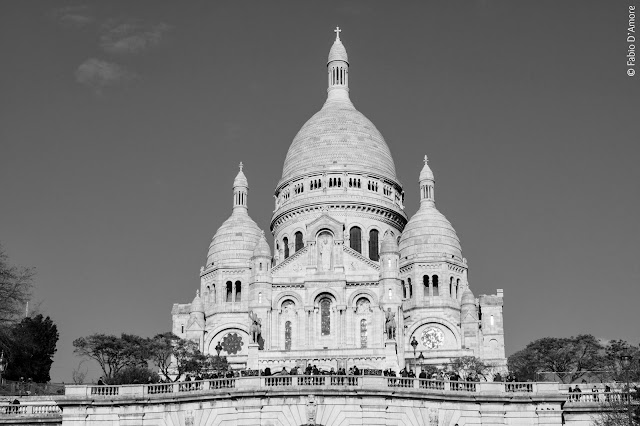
[406,317,462,349]
[272,291,303,310]
[204,324,250,354]
[308,287,342,306]
[347,288,379,307]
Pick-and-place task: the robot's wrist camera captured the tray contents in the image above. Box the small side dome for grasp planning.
[328,31,348,64]
[399,205,462,259]
[252,231,272,258]
[419,155,434,181]
[380,231,398,254]
[206,213,261,267]
[190,290,204,313]
[461,288,475,305]
[233,163,248,188]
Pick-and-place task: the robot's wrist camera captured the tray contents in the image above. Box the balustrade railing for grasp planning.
[565,392,631,404]
[505,382,534,393]
[65,378,612,401]
[1,405,61,415]
[419,379,445,390]
[91,385,119,396]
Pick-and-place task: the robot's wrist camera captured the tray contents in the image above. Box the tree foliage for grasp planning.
[449,356,494,380]
[508,335,640,383]
[75,332,229,383]
[73,333,149,382]
[3,314,59,382]
[148,332,227,382]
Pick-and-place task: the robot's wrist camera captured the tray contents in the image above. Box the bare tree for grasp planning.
[72,360,88,385]
[0,243,34,326]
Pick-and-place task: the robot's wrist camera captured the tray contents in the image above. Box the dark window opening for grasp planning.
[350,227,362,253]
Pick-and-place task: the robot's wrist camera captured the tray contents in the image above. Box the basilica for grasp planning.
[171,30,506,373]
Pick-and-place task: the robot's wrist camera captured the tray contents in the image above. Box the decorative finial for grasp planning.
[423,155,428,164]
[239,162,243,171]
[196,289,200,298]
[334,26,341,41]
[261,230,265,237]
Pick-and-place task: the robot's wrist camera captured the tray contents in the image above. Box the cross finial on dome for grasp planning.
[239,162,243,171]
[196,289,200,298]
[334,26,341,41]
[424,155,428,164]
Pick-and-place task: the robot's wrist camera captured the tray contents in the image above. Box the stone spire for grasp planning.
[327,26,350,102]
[233,162,248,212]
[419,155,435,206]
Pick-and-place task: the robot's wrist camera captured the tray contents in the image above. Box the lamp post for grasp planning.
[410,336,418,370]
[619,353,632,426]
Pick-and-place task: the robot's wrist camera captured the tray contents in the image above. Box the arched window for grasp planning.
[320,298,331,336]
[360,319,367,348]
[369,229,379,261]
[423,275,429,296]
[285,321,292,351]
[294,231,303,252]
[432,275,439,296]
[226,281,232,302]
[402,280,407,299]
[450,277,453,297]
[235,281,242,302]
[456,279,460,299]
[283,237,289,259]
[258,292,262,304]
[350,227,362,253]
[211,284,216,303]
[408,278,412,297]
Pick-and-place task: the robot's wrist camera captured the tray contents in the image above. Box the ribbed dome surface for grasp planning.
[380,231,398,254]
[190,291,204,313]
[328,39,348,63]
[399,204,462,260]
[461,288,475,305]
[280,100,398,184]
[252,232,272,258]
[206,211,262,267]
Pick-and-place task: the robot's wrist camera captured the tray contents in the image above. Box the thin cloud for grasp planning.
[52,5,94,27]
[75,58,137,93]
[100,19,172,54]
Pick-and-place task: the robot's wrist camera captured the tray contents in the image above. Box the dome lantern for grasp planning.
[327,26,350,102]
[233,162,248,212]
[420,155,435,205]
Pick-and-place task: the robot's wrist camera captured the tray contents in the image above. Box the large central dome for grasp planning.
[280,100,398,184]
[278,34,398,187]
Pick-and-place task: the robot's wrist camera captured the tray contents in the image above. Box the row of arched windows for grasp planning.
[207,281,242,303]
[281,231,305,259]
[328,177,342,188]
[330,66,347,86]
[278,175,399,203]
[421,184,434,200]
[349,178,361,188]
[348,227,380,261]
[399,276,462,300]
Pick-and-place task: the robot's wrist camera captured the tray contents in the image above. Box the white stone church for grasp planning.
[171,30,506,373]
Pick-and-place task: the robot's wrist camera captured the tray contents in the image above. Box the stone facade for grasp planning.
[171,30,507,373]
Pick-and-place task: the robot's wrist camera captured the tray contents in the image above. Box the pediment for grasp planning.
[343,247,380,274]
[186,315,205,331]
[271,246,308,276]
[306,213,344,242]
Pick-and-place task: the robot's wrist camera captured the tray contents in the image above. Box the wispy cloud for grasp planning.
[52,5,94,27]
[100,19,172,54]
[75,58,137,94]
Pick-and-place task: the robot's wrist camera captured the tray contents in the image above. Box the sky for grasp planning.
[1,1,638,383]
